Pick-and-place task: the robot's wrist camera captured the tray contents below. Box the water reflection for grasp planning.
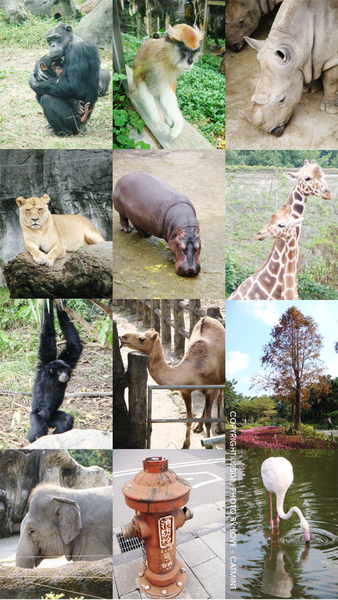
[226,449,338,599]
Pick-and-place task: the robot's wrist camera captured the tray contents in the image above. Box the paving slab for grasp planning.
[114,557,142,598]
[177,537,216,568]
[191,556,225,599]
[200,529,225,563]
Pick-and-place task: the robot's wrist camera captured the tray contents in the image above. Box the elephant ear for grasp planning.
[53,497,82,545]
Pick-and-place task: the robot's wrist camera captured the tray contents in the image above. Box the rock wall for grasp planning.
[0,150,112,287]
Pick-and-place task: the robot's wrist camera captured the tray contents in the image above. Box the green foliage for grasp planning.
[121,33,142,65]
[113,73,150,149]
[69,450,112,471]
[225,246,251,296]
[226,150,338,168]
[42,594,84,600]
[298,273,337,300]
[0,9,80,47]
[176,62,225,143]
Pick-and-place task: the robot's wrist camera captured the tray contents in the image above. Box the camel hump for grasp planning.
[193,316,224,338]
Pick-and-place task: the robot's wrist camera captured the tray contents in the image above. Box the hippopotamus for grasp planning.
[239,0,338,136]
[113,172,201,277]
[226,0,283,52]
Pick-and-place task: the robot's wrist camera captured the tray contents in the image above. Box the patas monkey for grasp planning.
[132,24,203,140]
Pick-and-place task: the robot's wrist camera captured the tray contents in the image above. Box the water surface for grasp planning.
[226,449,338,599]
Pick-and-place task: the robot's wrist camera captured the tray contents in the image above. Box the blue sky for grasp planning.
[226,301,338,396]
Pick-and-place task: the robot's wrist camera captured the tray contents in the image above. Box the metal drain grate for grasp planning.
[117,532,143,553]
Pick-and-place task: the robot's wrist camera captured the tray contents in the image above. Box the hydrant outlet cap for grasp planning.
[143,457,168,472]
[122,456,191,512]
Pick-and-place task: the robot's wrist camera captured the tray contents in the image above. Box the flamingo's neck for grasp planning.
[277,502,306,523]
[276,493,310,541]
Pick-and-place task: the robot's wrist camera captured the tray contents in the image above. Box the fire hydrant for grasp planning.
[121,456,193,598]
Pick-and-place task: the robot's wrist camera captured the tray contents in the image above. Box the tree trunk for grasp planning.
[113,320,138,449]
[4,242,112,298]
[294,388,301,431]
[0,558,112,599]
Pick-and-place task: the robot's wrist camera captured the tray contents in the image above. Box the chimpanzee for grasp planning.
[32,53,92,124]
[33,54,63,82]
[27,300,83,443]
[29,23,101,136]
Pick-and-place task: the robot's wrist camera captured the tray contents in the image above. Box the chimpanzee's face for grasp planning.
[47,33,65,60]
[46,25,73,60]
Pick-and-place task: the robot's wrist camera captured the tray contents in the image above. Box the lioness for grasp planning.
[16,194,105,267]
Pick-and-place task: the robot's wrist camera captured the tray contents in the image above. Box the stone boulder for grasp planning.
[76,0,112,48]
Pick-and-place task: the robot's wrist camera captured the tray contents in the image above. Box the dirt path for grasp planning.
[114,304,225,450]
[0,48,112,149]
[226,19,338,150]
[113,150,225,300]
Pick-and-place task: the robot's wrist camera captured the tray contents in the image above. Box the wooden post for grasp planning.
[128,351,148,449]
[207,306,223,320]
[151,299,161,332]
[144,300,151,327]
[174,299,185,355]
[137,299,144,321]
[189,299,200,334]
[130,300,137,314]
[161,300,171,345]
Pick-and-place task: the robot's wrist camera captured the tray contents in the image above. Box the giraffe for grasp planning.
[228,206,304,300]
[227,160,332,300]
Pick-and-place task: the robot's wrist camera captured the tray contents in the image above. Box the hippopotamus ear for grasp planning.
[244,36,265,52]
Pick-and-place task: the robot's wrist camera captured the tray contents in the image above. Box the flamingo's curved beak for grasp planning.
[303,528,310,543]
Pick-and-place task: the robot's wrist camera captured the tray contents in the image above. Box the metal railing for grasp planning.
[147,384,225,448]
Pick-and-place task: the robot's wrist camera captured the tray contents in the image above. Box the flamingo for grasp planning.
[261,457,310,543]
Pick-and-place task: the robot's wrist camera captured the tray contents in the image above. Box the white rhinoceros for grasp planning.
[226,0,283,52]
[239,0,338,136]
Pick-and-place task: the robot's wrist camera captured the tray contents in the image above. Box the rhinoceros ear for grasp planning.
[244,36,265,52]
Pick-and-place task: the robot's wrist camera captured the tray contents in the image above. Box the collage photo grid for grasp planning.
[0,1,337,599]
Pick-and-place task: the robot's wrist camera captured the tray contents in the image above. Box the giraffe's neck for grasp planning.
[279,181,308,299]
[228,238,287,300]
[281,233,298,300]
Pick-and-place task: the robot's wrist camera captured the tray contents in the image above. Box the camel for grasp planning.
[119,316,225,448]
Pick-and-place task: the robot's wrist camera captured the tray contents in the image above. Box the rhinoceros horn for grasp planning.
[239,105,263,126]
[244,36,265,52]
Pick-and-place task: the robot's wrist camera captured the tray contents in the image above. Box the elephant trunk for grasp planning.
[15,551,36,569]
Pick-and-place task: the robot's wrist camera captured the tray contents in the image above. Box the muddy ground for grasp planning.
[113,150,225,299]
[226,17,338,150]
[0,48,112,150]
[0,345,112,448]
[114,302,225,450]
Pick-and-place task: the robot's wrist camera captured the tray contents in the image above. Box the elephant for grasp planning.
[15,484,112,568]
